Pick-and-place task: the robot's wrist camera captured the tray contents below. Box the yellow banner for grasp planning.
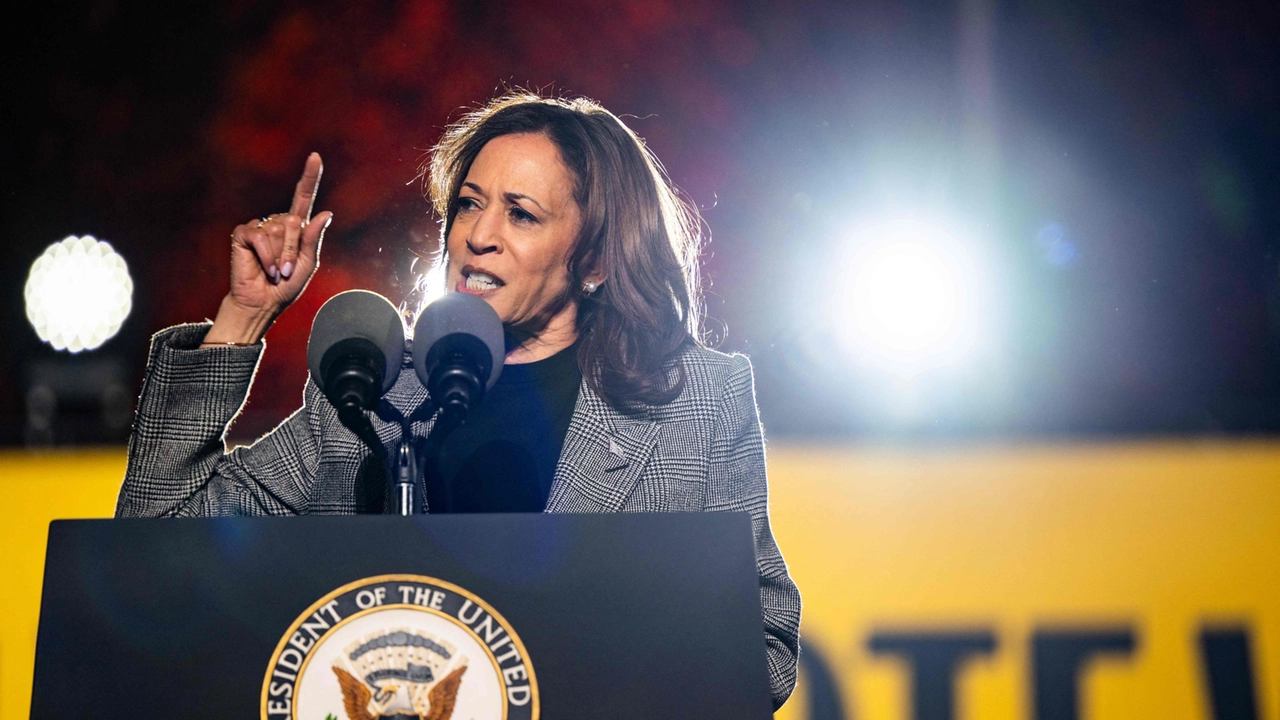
[1,443,1278,719]
[0,450,126,720]
[769,443,1280,720]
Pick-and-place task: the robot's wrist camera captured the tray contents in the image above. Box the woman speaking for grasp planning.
[116,92,801,708]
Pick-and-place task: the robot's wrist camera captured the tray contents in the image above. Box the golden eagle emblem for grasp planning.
[331,628,468,720]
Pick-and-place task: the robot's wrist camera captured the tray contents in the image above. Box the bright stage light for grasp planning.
[25,235,134,353]
[833,219,981,375]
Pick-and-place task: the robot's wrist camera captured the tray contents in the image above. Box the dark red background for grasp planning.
[4,0,1280,442]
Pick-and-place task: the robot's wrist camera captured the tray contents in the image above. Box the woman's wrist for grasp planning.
[203,296,276,346]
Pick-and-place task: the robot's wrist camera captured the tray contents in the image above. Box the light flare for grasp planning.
[833,219,983,376]
[24,235,134,353]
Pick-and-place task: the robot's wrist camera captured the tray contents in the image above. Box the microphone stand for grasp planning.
[394,421,419,516]
[338,397,462,516]
[337,401,428,516]
[390,399,445,515]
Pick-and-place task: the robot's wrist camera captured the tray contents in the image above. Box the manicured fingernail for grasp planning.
[324,214,334,228]
[269,265,280,282]
[281,261,294,279]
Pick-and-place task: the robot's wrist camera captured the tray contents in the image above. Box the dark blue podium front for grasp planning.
[30,513,770,719]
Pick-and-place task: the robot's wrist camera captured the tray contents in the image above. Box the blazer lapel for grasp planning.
[545,380,660,513]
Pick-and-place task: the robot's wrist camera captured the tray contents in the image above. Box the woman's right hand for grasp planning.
[204,153,334,346]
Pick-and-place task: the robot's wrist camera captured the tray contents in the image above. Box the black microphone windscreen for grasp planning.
[411,293,505,391]
[306,290,406,396]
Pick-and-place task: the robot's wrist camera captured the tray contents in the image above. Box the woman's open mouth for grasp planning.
[458,268,504,295]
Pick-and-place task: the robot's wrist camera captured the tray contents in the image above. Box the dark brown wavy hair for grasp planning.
[423,91,705,411]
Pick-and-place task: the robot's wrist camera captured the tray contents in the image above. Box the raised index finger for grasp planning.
[289,152,324,221]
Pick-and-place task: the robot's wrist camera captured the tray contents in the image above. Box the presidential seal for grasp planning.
[261,574,538,720]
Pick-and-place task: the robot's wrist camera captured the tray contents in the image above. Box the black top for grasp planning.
[422,343,582,513]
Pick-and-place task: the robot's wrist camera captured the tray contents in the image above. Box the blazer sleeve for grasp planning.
[115,323,318,518]
[704,354,802,710]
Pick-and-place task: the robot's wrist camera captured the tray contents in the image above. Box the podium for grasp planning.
[30,513,772,719]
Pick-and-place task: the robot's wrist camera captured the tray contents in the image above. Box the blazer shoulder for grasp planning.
[659,342,755,410]
[671,341,753,375]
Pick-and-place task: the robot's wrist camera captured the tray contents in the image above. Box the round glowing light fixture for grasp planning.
[25,235,134,353]
[833,219,982,374]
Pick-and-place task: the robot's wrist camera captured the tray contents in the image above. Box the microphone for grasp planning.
[306,290,406,414]
[412,292,504,420]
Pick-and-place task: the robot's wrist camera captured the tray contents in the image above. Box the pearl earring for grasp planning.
[582,281,599,295]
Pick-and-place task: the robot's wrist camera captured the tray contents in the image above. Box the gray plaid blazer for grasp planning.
[117,323,801,708]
